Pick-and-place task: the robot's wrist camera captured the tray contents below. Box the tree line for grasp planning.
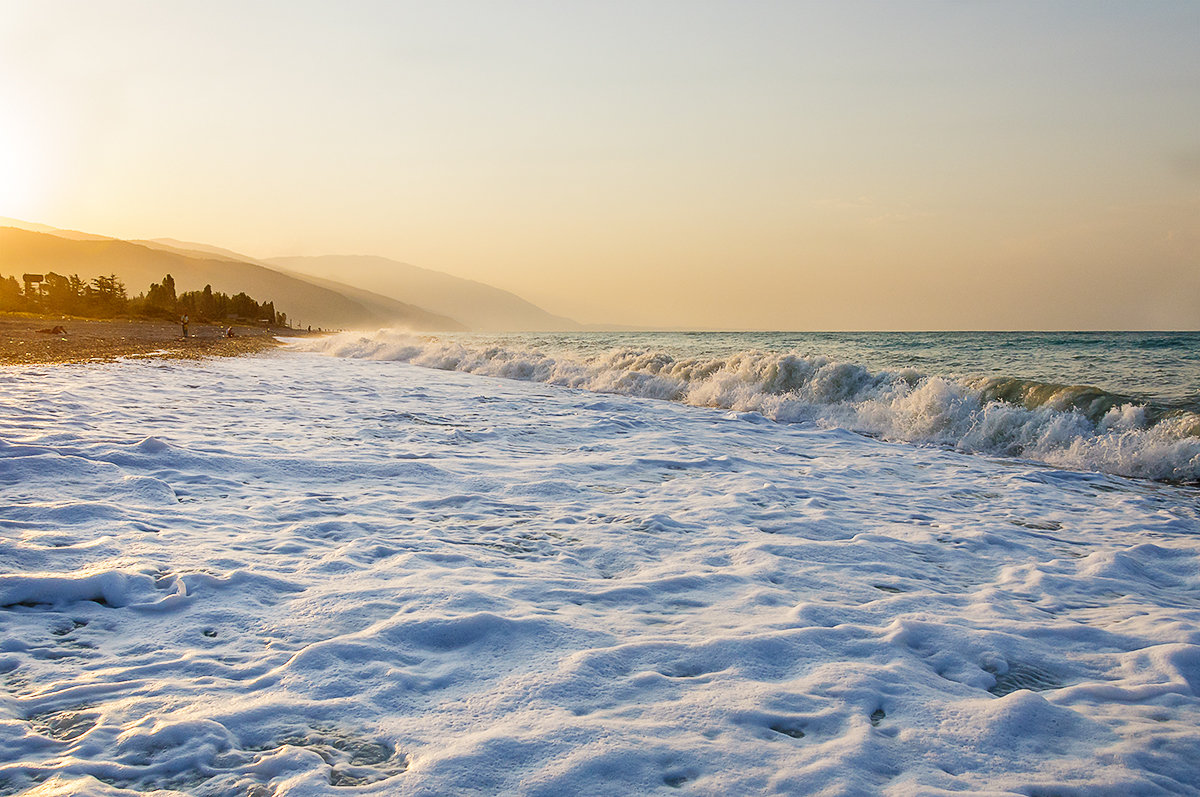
[0,272,287,326]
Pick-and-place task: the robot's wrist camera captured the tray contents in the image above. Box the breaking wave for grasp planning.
[293,331,1200,483]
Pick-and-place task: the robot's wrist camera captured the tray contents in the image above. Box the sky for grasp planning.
[1,0,1198,330]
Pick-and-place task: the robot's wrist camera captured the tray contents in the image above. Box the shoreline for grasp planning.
[3,352,1196,793]
[0,313,309,365]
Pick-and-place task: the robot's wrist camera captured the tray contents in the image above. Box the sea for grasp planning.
[309,330,1200,482]
[1,330,1198,795]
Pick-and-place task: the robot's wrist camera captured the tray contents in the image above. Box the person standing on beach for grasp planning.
[181,314,189,338]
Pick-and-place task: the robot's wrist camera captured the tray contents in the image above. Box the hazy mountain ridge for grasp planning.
[0,227,462,330]
[139,238,464,331]
[1,218,582,331]
[268,255,582,332]
[0,217,115,242]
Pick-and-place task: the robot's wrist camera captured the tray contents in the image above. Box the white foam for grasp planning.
[1,351,1198,794]
[293,331,1200,481]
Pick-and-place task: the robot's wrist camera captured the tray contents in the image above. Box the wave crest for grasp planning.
[292,331,1200,483]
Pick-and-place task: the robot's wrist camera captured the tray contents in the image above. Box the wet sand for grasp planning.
[0,314,296,365]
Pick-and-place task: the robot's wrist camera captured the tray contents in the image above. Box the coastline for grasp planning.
[2,352,1197,793]
[0,313,302,365]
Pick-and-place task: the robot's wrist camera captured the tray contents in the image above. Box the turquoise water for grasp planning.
[304,330,1200,481]
[466,331,1200,409]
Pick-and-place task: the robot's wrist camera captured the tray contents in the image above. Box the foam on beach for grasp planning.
[1,352,1199,794]
[294,331,1200,482]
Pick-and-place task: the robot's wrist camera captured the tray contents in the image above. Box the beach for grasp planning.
[4,2,1195,791]
[0,314,286,365]
[1,342,1198,795]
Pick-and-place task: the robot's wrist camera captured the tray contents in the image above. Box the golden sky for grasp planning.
[2,1,1197,329]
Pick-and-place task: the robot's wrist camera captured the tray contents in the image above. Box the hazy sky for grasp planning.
[2,0,1197,329]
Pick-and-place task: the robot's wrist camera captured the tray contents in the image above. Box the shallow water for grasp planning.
[1,351,1199,794]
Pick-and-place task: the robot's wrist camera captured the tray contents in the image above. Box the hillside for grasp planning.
[0,227,463,331]
[0,216,114,242]
[138,238,464,331]
[268,255,581,332]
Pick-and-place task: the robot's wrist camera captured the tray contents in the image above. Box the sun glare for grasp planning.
[0,120,41,215]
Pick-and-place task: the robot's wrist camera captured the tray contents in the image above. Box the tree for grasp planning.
[144,274,177,318]
[88,274,127,316]
[199,284,216,320]
[230,292,258,319]
[2,269,285,325]
[42,272,81,314]
[0,276,21,311]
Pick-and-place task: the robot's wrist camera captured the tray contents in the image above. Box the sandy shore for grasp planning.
[0,314,299,365]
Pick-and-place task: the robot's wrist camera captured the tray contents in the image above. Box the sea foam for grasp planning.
[294,331,1200,482]
[2,352,1199,794]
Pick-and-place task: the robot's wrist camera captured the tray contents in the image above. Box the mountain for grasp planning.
[267,255,581,332]
[139,238,465,330]
[0,216,115,242]
[1,218,581,331]
[138,237,277,264]
[0,227,463,331]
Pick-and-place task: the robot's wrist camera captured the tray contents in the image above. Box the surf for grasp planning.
[294,331,1200,483]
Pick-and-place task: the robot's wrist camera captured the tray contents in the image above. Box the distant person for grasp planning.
[225,326,235,338]
[180,314,189,338]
